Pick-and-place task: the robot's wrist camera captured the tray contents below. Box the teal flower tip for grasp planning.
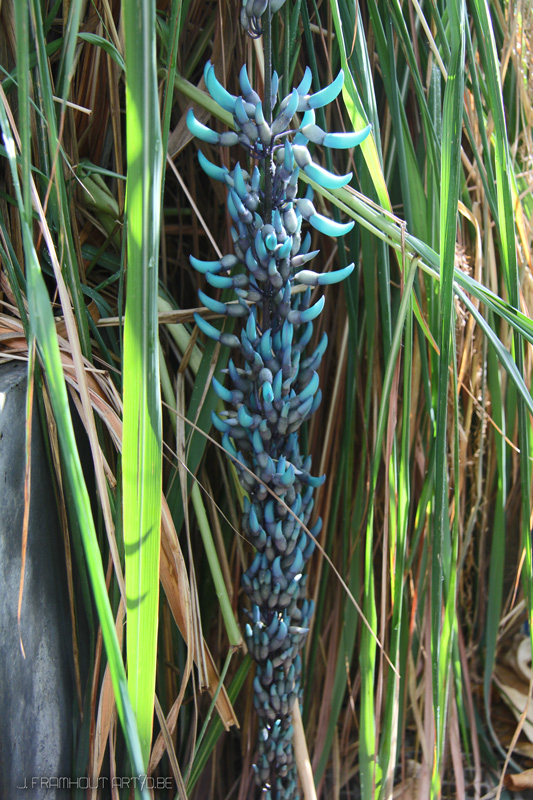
[186,109,220,147]
[323,123,372,149]
[198,150,229,183]
[307,70,344,110]
[189,254,222,273]
[194,313,240,348]
[309,212,354,238]
[303,161,352,189]
[294,262,354,286]
[204,63,237,114]
[198,289,227,316]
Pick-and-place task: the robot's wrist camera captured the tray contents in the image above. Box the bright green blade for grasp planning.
[122,0,163,766]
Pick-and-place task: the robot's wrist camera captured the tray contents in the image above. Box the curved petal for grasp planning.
[204,63,237,113]
[323,123,372,149]
[309,212,354,237]
[186,109,219,145]
[308,70,344,109]
[303,161,352,189]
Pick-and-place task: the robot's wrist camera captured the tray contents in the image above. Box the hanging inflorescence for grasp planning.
[187,8,370,797]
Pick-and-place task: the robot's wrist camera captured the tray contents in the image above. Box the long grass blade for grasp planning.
[432,0,465,792]
[122,0,163,765]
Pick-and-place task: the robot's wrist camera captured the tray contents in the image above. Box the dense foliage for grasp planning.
[0,0,532,797]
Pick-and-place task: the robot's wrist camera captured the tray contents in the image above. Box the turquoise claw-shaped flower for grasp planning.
[256,116,272,148]
[323,124,372,148]
[271,70,279,101]
[278,238,293,259]
[303,161,352,189]
[297,198,354,237]
[302,121,372,149]
[297,104,371,150]
[235,96,256,129]
[290,249,319,269]
[189,254,223,273]
[296,67,313,96]
[287,295,325,324]
[283,140,294,172]
[249,429,262,455]
[205,272,234,289]
[238,405,254,427]
[309,212,354,237]
[246,311,257,342]
[197,150,229,183]
[222,432,239,459]
[193,313,240,347]
[298,70,344,111]
[300,117,372,150]
[198,289,249,318]
[239,64,260,105]
[211,411,231,433]
[190,253,238,273]
[294,263,355,286]
[255,229,269,262]
[263,382,274,403]
[198,289,227,315]
[258,330,272,361]
[299,371,319,401]
[233,162,249,200]
[186,109,220,145]
[212,375,236,404]
[204,61,237,113]
[272,89,299,136]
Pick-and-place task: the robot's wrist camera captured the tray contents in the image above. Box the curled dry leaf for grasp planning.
[503,766,533,791]
[494,633,533,743]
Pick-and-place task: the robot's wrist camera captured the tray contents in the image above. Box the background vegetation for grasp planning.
[0,0,532,797]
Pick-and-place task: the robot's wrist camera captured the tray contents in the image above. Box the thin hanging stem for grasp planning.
[263,3,273,125]
[262,3,274,332]
[262,3,273,226]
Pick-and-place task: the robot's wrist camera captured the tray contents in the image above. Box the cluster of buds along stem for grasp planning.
[187,23,370,799]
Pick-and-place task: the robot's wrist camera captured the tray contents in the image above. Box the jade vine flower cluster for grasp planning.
[187,52,369,800]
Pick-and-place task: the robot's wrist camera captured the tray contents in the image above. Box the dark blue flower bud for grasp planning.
[272,89,299,136]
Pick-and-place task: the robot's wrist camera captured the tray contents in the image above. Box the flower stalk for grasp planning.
[187,3,370,796]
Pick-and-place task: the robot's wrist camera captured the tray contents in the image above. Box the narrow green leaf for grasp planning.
[122,0,163,765]
[77,32,125,71]
[432,0,465,791]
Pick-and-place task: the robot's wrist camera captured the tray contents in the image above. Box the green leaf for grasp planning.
[432,0,465,790]
[77,32,125,72]
[122,0,163,766]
